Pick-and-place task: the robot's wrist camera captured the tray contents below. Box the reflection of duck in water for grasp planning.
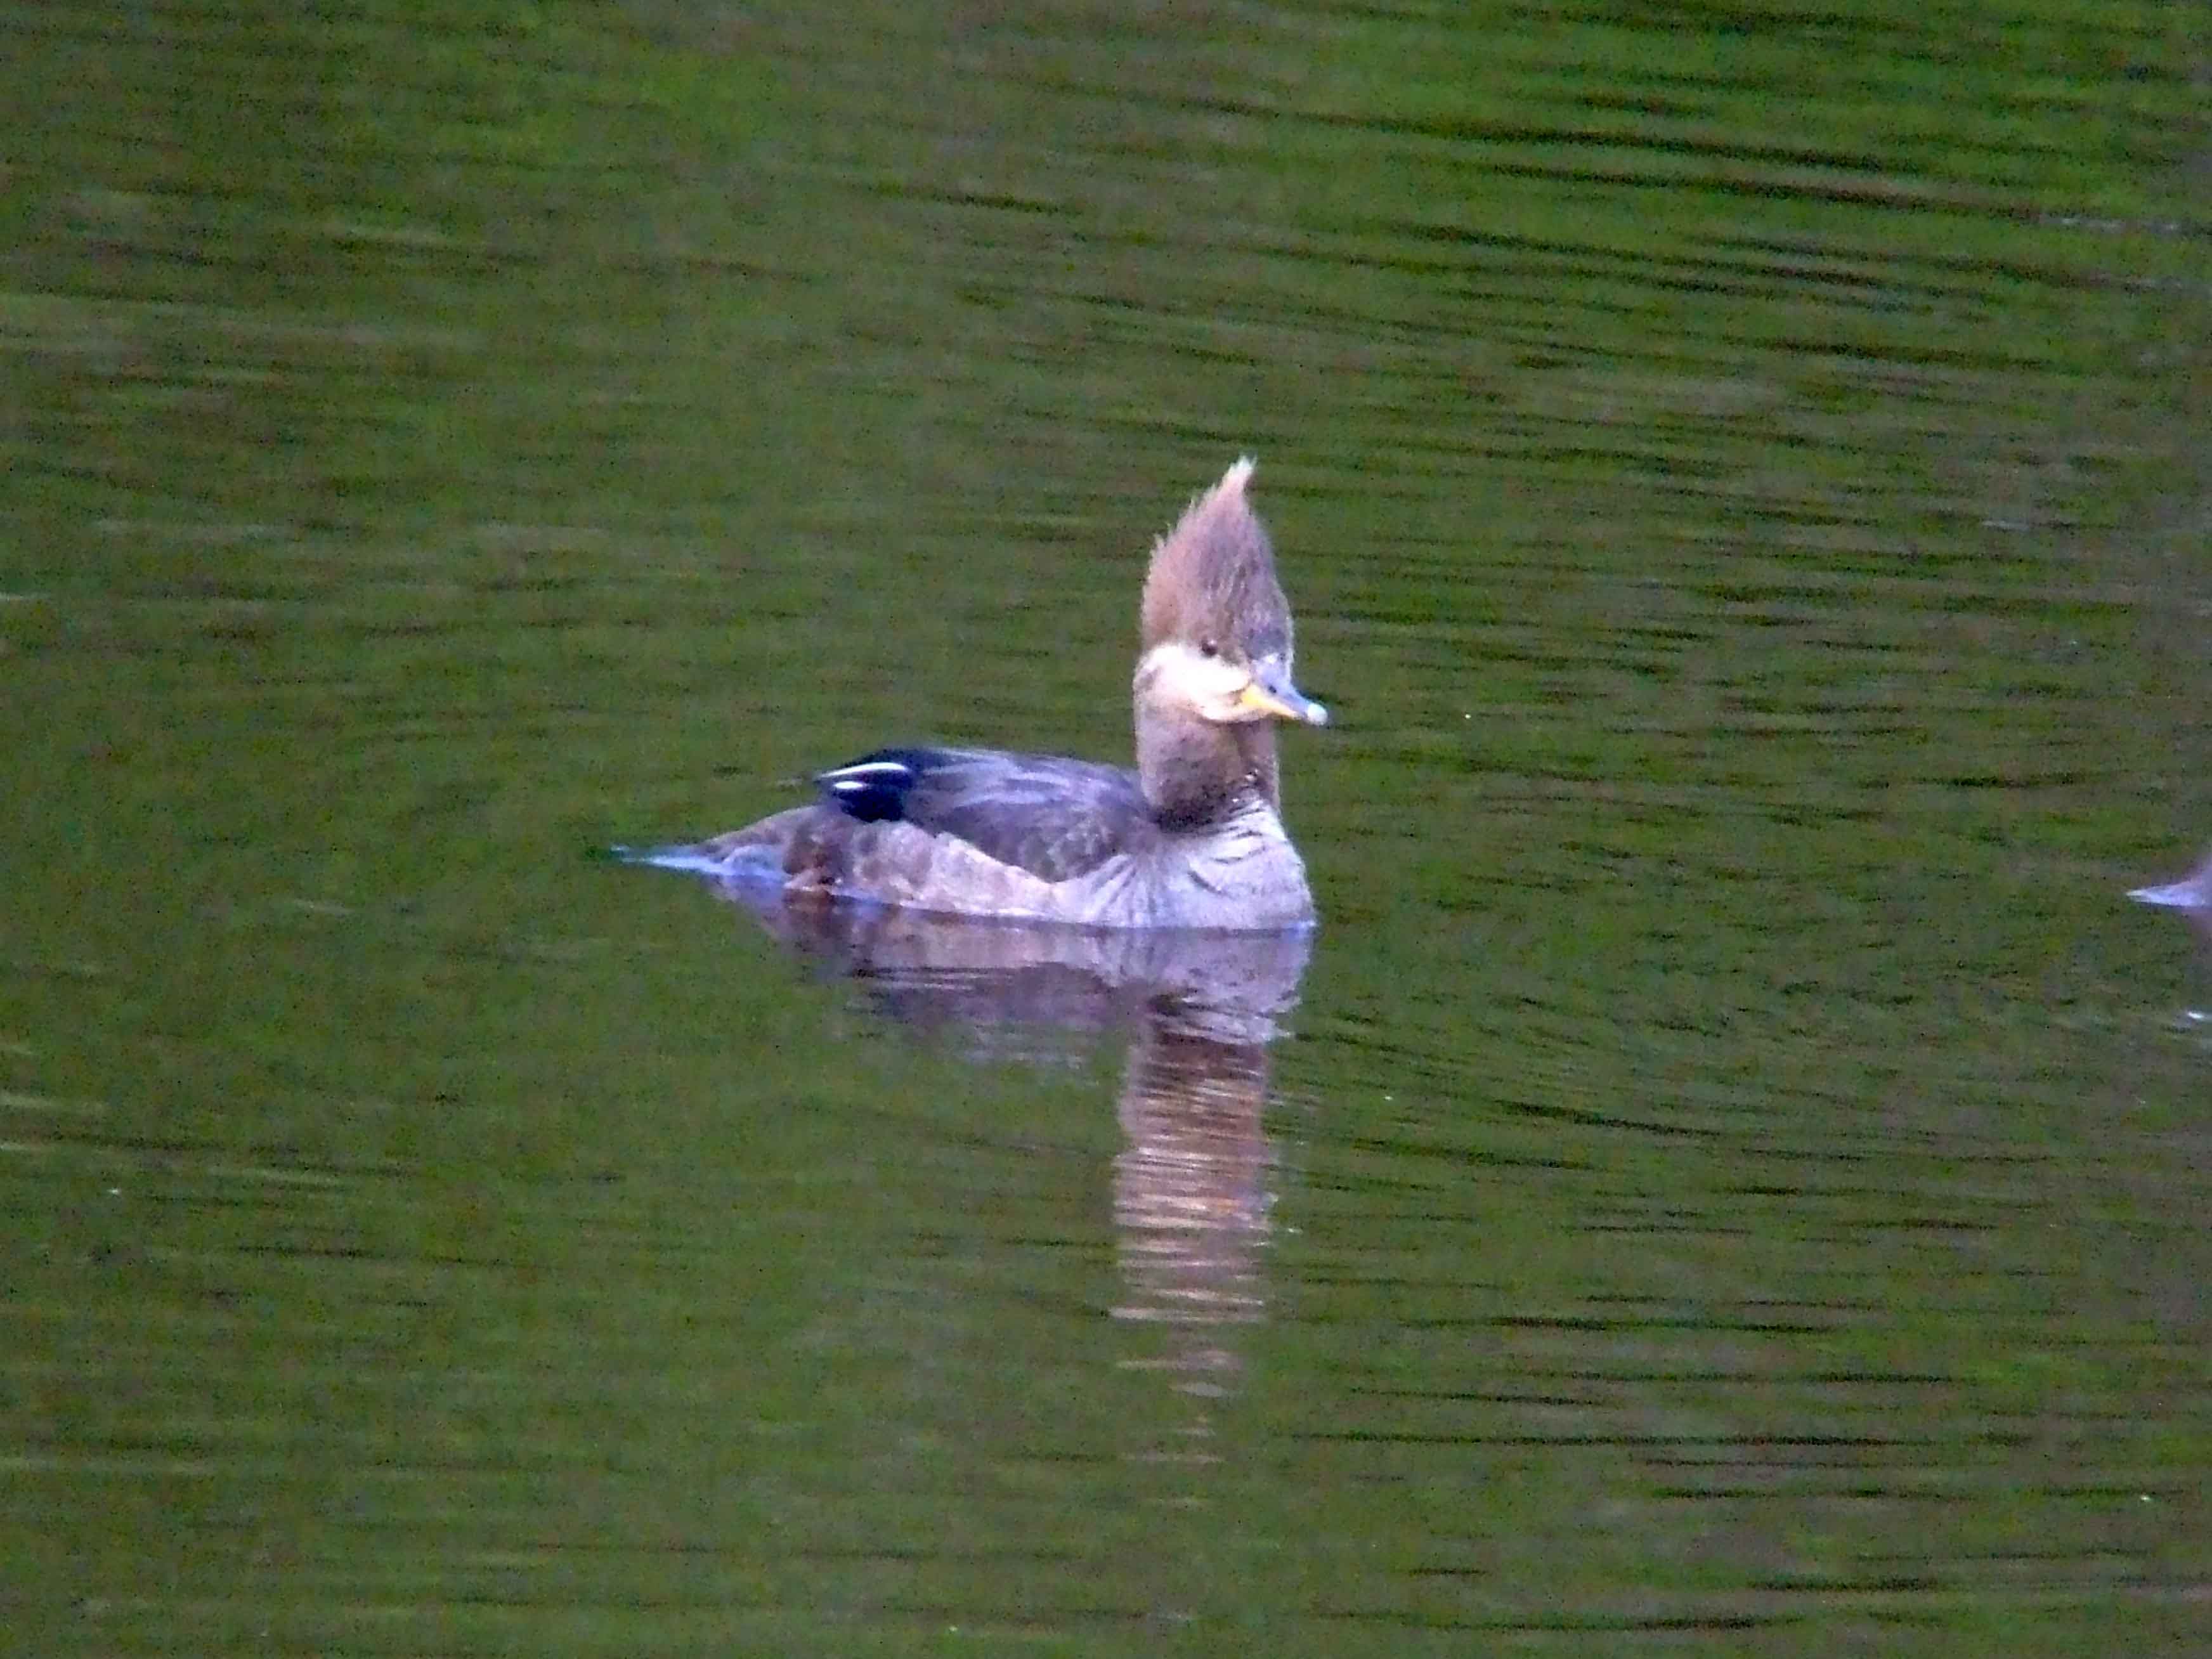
[1110,1022,1278,1406]
[707,892,1309,1411]
[628,459,1328,930]
[725,895,1313,1057]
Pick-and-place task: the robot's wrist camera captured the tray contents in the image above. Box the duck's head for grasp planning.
[1134,457,1327,734]
[1131,459,1325,823]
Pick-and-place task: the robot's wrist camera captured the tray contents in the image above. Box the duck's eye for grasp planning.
[1198,637,1220,659]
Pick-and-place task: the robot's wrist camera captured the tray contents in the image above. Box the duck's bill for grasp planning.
[1240,660,1329,726]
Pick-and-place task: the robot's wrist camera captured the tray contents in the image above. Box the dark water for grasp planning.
[6,3,2210,1652]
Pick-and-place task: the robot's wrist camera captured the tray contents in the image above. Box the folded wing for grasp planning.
[817,746,1154,884]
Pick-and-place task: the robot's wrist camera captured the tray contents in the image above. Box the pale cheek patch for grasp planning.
[1136,642,1253,719]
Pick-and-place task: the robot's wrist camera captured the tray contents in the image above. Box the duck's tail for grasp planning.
[604,839,788,885]
[2128,877,2204,909]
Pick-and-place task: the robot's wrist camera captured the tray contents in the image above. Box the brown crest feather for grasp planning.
[1139,457,1292,658]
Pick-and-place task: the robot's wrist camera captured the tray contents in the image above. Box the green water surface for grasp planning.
[4,3,2209,1653]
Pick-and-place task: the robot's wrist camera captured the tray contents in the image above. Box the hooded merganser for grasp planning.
[634,459,1328,930]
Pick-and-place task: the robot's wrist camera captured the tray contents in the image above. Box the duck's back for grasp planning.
[819,747,1157,883]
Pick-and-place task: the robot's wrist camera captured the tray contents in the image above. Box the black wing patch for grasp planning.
[816,748,940,823]
[816,746,1152,883]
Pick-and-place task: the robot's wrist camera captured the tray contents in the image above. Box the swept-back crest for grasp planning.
[1140,458,1292,658]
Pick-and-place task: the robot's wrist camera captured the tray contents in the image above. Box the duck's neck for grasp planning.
[1136,712,1279,830]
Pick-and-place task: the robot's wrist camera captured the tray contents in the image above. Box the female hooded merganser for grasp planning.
[634,459,1329,930]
